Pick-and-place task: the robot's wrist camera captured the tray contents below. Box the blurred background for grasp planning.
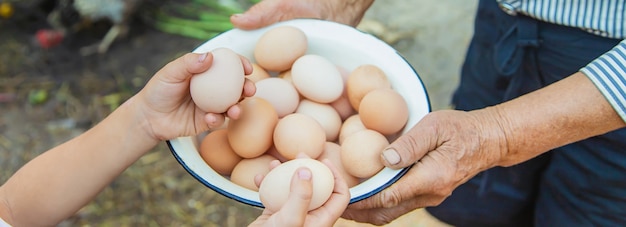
[0,0,476,226]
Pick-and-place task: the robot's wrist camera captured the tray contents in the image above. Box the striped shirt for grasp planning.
[497,0,626,122]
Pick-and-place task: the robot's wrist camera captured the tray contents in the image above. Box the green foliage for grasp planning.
[146,0,258,40]
[28,89,48,104]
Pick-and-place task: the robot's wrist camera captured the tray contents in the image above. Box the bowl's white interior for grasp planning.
[167,19,431,208]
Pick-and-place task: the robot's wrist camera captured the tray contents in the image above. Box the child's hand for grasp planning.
[249,159,350,227]
[133,52,255,141]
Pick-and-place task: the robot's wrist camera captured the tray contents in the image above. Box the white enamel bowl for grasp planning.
[167,19,431,208]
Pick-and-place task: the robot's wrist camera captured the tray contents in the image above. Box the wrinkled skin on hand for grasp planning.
[231,0,374,30]
[340,72,626,225]
[342,109,508,225]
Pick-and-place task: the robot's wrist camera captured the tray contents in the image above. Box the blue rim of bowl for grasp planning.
[166,18,432,207]
[167,140,265,208]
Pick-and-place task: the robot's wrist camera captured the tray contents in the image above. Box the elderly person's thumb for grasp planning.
[230,0,285,30]
[380,113,441,169]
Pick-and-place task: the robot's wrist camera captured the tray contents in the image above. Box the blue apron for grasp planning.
[426,0,626,226]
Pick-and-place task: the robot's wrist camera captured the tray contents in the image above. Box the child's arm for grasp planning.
[0,52,253,226]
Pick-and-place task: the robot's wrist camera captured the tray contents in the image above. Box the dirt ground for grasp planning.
[0,0,477,226]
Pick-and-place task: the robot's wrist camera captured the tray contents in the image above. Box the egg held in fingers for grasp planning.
[190,48,245,113]
[259,158,335,212]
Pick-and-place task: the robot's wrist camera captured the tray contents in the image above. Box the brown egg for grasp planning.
[338,114,366,144]
[199,129,242,175]
[341,129,389,178]
[248,63,271,82]
[296,99,342,142]
[273,113,326,160]
[227,97,278,158]
[359,89,408,135]
[317,142,361,187]
[230,154,277,191]
[346,64,391,110]
[330,93,355,121]
[254,26,307,72]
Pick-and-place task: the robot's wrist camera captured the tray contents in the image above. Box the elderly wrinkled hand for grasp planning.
[230,0,373,30]
[341,109,507,225]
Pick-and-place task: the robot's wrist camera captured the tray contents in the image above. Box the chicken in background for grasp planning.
[41,0,143,55]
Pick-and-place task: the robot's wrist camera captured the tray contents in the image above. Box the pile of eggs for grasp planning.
[192,25,409,209]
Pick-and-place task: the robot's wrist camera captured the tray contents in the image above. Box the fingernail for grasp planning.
[205,114,217,125]
[198,53,208,62]
[382,149,401,165]
[231,13,242,18]
[298,169,312,180]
